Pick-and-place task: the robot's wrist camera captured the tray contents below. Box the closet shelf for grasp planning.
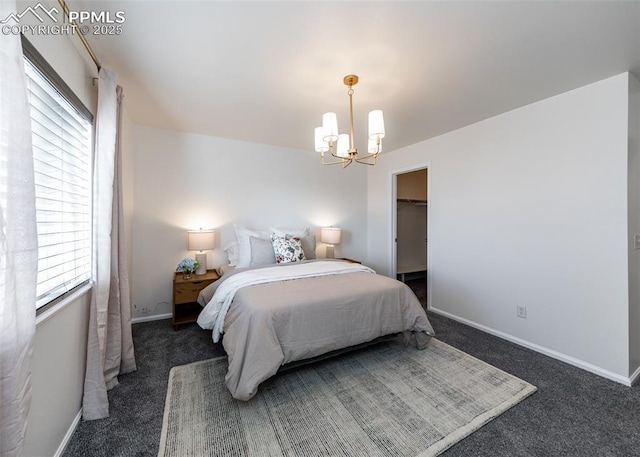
[397,198,427,205]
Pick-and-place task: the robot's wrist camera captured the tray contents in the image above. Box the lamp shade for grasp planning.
[187,230,215,251]
[320,227,341,245]
[368,110,385,139]
[322,112,339,141]
[314,126,329,153]
[336,134,350,158]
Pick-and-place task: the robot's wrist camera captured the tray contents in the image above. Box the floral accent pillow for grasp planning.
[271,234,306,264]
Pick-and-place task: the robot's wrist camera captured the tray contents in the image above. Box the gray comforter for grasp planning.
[198,261,435,400]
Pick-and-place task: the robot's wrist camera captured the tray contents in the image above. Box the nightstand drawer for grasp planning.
[174,281,213,303]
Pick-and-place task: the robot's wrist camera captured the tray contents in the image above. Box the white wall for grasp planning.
[131,126,368,319]
[628,73,640,379]
[368,73,633,381]
[24,290,91,457]
[122,108,136,284]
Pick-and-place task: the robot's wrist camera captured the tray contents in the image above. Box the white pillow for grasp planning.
[235,224,270,268]
[223,241,240,267]
[270,226,310,238]
[217,264,235,276]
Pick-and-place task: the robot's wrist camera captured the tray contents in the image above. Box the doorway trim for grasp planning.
[390,161,431,309]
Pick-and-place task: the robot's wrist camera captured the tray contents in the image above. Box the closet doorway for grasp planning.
[393,167,428,290]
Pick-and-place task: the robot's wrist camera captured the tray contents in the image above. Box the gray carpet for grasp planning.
[159,339,535,457]
[63,279,640,457]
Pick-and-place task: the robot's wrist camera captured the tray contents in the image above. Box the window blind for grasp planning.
[24,57,93,309]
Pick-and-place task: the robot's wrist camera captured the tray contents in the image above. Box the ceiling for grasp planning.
[78,0,640,154]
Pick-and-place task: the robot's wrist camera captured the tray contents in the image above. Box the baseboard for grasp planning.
[629,364,640,386]
[429,307,633,387]
[54,409,81,457]
[132,313,172,324]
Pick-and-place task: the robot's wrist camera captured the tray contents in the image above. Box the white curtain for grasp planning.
[105,85,136,385]
[0,0,39,455]
[82,69,136,420]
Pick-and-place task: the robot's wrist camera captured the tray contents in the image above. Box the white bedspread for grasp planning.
[197,260,375,342]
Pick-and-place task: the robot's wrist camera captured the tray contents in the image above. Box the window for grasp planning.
[22,38,94,310]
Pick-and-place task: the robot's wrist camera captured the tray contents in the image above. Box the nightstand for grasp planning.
[337,257,361,264]
[172,269,219,330]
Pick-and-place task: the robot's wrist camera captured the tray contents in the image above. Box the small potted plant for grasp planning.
[176,257,199,280]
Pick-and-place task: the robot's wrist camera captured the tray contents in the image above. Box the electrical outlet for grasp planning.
[517,305,527,319]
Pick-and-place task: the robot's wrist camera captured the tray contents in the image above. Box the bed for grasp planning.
[196,259,435,401]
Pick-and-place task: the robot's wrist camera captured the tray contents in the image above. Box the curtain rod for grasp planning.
[57,0,101,71]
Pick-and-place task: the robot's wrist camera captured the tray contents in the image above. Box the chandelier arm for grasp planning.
[355,151,379,160]
[354,137,380,164]
[354,156,377,166]
[327,142,348,160]
[355,138,381,163]
[324,157,351,166]
[322,157,347,165]
[321,150,351,166]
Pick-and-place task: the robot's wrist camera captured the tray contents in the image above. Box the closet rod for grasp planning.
[57,0,101,71]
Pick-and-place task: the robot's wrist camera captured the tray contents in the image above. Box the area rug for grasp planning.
[158,338,536,457]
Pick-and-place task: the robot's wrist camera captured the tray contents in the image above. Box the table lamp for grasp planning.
[320,227,341,258]
[188,229,215,275]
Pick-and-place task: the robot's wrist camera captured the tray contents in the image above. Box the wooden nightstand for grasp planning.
[337,257,361,264]
[172,269,219,330]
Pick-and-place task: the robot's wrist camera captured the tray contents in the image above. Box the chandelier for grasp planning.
[314,74,385,167]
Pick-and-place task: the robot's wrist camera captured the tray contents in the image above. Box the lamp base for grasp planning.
[325,244,335,259]
[195,253,207,275]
